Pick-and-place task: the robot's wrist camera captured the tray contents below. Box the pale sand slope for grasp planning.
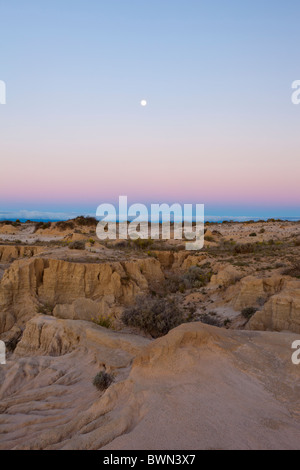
[0,317,299,450]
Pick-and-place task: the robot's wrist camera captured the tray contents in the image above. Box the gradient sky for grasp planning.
[0,0,300,219]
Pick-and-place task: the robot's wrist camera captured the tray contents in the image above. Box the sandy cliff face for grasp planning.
[153,251,207,270]
[223,275,287,310]
[14,315,148,360]
[209,265,242,288]
[210,273,300,333]
[0,225,19,235]
[0,258,44,334]
[247,280,300,333]
[0,319,299,450]
[0,245,46,262]
[0,257,164,334]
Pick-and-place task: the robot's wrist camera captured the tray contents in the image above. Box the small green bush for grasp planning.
[75,216,97,227]
[164,275,185,294]
[283,262,300,279]
[92,315,113,329]
[163,266,213,294]
[241,307,257,319]
[199,313,222,327]
[122,296,186,338]
[93,371,114,391]
[56,221,75,230]
[181,266,213,289]
[37,303,54,315]
[34,222,51,232]
[234,243,255,254]
[0,220,15,225]
[131,238,153,250]
[6,333,22,352]
[249,233,257,237]
[68,240,85,250]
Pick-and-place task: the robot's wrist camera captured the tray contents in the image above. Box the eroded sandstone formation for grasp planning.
[0,219,299,450]
[0,257,164,334]
[0,318,299,450]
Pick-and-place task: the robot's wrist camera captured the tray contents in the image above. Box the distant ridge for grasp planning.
[1,215,300,223]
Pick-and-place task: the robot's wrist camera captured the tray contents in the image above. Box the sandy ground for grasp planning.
[0,320,299,450]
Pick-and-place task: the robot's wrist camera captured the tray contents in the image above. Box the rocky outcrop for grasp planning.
[0,225,19,235]
[153,251,207,270]
[224,275,287,310]
[210,265,242,288]
[0,257,164,334]
[14,315,149,359]
[0,245,45,262]
[53,297,107,322]
[153,251,175,269]
[180,254,207,270]
[247,280,300,333]
[0,258,44,334]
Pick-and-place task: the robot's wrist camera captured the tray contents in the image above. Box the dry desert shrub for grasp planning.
[68,240,86,250]
[283,262,300,279]
[56,221,75,230]
[163,265,213,294]
[75,216,97,227]
[0,220,21,227]
[34,222,51,232]
[199,313,222,327]
[122,295,186,338]
[93,371,114,391]
[181,266,213,289]
[92,315,114,329]
[37,302,55,315]
[234,243,255,254]
[241,307,258,320]
[130,238,154,250]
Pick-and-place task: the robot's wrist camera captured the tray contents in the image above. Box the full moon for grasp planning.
[140,100,147,107]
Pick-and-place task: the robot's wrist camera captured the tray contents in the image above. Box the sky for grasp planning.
[0,0,300,220]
